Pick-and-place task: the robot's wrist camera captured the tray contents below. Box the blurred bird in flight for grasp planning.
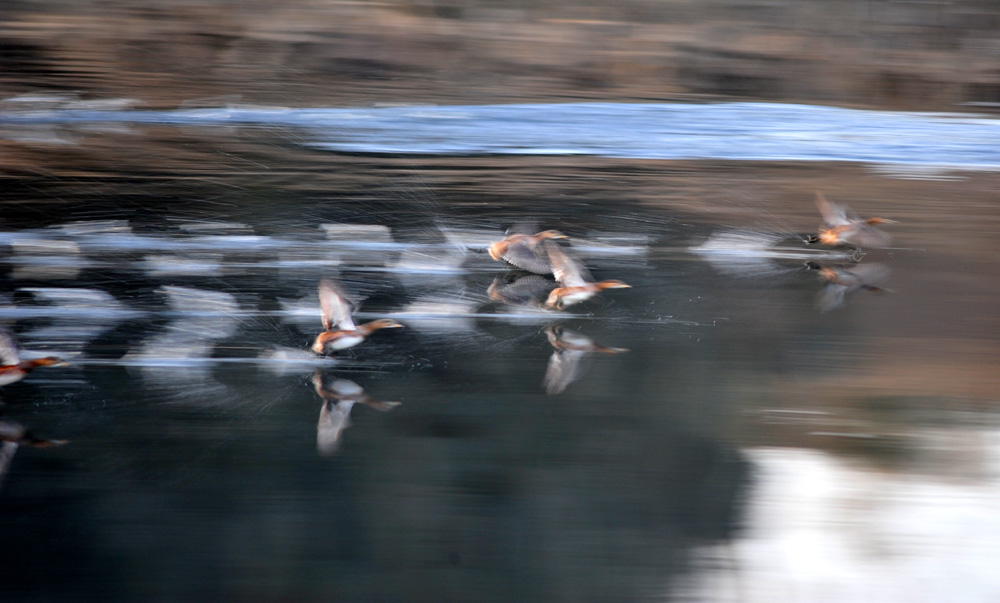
[544,241,631,309]
[311,278,403,354]
[0,329,67,387]
[809,191,896,248]
[488,228,567,274]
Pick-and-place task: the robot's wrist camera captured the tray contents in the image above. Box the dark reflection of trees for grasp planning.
[0,453,121,602]
[0,374,750,602]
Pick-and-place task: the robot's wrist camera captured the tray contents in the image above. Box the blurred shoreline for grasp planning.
[3,0,1000,111]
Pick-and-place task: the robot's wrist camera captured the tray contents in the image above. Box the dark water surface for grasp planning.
[1,106,999,602]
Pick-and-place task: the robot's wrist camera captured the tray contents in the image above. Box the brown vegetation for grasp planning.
[2,1,1000,110]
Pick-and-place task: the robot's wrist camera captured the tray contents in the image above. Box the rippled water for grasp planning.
[1,102,999,602]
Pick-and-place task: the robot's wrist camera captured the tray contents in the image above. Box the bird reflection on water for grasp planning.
[543,325,628,395]
[312,371,401,456]
[487,273,556,309]
[690,228,858,279]
[806,261,892,312]
[0,188,917,597]
[0,419,68,491]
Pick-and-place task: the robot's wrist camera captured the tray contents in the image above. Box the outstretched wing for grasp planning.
[0,329,21,366]
[318,278,356,331]
[815,191,856,227]
[499,240,555,275]
[545,241,591,287]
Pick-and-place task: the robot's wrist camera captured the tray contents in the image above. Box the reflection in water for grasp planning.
[487,273,556,309]
[543,325,628,395]
[8,237,85,280]
[120,287,242,406]
[5,100,1000,167]
[690,228,859,279]
[17,288,134,359]
[319,223,394,267]
[676,446,1000,602]
[807,262,892,313]
[123,286,240,365]
[1,96,998,601]
[0,419,68,449]
[312,371,400,456]
[0,419,68,490]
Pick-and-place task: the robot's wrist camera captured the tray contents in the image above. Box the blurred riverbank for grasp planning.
[3,0,1000,111]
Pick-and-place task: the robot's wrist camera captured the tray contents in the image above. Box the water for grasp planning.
[4,100,1000,167]
[1,102,999,602]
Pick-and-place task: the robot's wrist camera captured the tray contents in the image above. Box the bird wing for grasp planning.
[545,242,590,287]
[499,241,555,275]
[0,329,21,366]
[318,278,356,331]
[815,191,854,227]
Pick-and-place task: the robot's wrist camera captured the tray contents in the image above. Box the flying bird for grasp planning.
[0,329,67,387]
[544,242,631,309]
[488,229,568,274]
[311,278,403,354]
[810,192,896,248]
